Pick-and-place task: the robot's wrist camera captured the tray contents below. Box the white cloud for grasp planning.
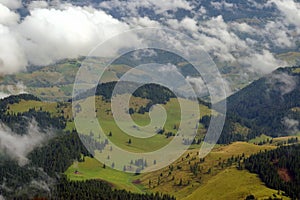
[0,0,22,9]
[0,82,27,99]
[200,16,244,48]
[158,63,178,72]
[231,22,256,34]
[186,74,231,101]
[196,16,249,62]
[171,10,292,75]
[132,48,157,60]
[194,15,288,73]
[282,117,299,134]
[268,72,297,95]
[17,5,130,66]
[0,3,19,26]
[0,24,27,74]
[186,76,208,97]
[198,6,207,15]
[238,0,299,50]
[211,0,236,10]
[100,0,192,16]
[265,21,294,48]
[27,0,49,10]
[167,17,198,32]
[0,121,53,166]
[149,0,192,14]
[247,0,268,9]
[239,49,287,74]
[6,81,27,94]
[0,0,293,78]
[271,0,300,31]
[130,16,161,27]
[0,92,10,99]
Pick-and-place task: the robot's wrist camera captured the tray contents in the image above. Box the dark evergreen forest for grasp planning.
[245,144,300,199]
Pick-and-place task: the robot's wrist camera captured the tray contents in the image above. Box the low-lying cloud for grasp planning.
[18,6,130,65]
[100,0,193,16]
[0,0,22,9]
[240,50,287,74]
[0,3,19,26]
[0,0,299,79]
[0,3,131,74]
[0,24,27,74]
[268,72,297,95]
[0,82,27,99]
[0,120,53,166]
[282,117,299,135]
[271,0,300,32]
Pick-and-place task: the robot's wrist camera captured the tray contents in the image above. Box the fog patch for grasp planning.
[282,117,299,135]
[0,120,53,166]
[268,72,297,96]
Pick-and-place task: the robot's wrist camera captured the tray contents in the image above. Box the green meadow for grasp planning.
[64,142,283,200]
[183,168,289,200]
[65,157,142,193]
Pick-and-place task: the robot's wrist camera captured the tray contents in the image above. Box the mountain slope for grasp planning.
[220,66,300,142]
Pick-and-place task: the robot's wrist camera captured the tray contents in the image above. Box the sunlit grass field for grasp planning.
[9,96,210,153]
[183,167,289,200]
[65,142,281,200]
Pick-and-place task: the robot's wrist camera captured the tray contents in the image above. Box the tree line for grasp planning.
[245,144,300,199]
[52,176,176,200]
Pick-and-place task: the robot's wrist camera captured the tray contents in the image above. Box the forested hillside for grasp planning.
[53,176,175,200]
[1,66,300,199]
[216,66,300,143]
[0,94,175,199]
[245,144,300,199]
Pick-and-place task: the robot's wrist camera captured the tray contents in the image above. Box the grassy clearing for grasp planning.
[232,122,250,135]
[183,168,289,200]
[99,70,119,83]
[293,68,300,73]
[249,134,300,147]
[65,157,143,193]
[291,107,300,112]
[97,119,174,152]
[272,135,300,143]
[249,134,272,144]
[8,100,72,120]
[64,140,284,199]
[33,86,68,101]
[74,96,208,153]
[138,142,276,199]
[74,96,180,152]
[278,52,300,65]
[8,100,58,115]
[209,142,275,158]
